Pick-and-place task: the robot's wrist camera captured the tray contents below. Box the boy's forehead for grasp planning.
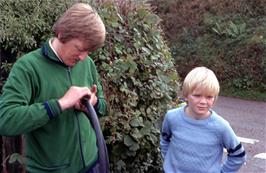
[191,85,216,95]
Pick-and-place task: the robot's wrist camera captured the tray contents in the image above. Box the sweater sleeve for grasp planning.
[160,112,172,159]
[221,121,246,173]
[0,59,50,136]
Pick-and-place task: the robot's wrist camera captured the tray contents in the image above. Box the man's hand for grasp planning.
[58,85,98,111]
[89,85,98,106]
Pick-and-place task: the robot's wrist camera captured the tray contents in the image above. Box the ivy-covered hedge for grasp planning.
[0,0,180,172]
[94,1,179,172]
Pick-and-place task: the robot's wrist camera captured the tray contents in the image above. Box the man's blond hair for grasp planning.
[52,3,106,51]
[182,66,220,98]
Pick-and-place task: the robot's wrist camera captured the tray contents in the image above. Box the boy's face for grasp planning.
[185,86,216,119]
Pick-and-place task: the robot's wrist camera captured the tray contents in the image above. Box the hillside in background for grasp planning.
[151,0,266,101]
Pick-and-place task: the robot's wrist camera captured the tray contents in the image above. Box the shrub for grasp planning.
[0,0,73,90]
[93,1,179,172]
[0,0,73,58]
[151,0,266,98]
[173,14,266,92]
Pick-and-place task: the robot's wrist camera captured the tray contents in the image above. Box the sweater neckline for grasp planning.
[181,106,214,126]
[41,40,67,67]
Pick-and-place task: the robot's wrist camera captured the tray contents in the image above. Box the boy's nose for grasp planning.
[200,97,208,103]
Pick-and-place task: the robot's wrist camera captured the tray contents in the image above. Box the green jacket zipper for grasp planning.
[67,67,86,169]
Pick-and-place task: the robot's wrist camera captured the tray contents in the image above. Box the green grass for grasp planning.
[220,86,266,102]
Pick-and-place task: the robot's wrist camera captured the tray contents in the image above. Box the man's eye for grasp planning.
[76,47,82,51]
[75,45,84,52]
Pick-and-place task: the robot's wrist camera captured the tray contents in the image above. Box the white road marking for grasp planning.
[237,137,265,160]
[254,153,266,160]
[223,136,259,153]
[237,136,259,144]
[222,136,264,162]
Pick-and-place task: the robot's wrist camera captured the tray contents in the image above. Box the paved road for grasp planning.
[213,96,266,173]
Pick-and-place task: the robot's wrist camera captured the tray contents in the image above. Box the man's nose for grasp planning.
[78,51,89,61]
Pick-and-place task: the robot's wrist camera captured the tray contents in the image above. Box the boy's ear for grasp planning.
[183,95,188,101]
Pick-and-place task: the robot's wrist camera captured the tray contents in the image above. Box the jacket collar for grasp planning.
[41,39,67,67]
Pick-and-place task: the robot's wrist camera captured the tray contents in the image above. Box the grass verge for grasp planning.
[220,86,266,102]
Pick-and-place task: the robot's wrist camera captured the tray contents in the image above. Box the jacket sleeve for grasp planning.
[90,59,107,117]
[94,79,107,117]
[221,121,246,173]
[0,59,52,136]
[160,112,172,159]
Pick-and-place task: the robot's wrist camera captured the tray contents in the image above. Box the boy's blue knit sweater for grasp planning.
[160,106,246,173]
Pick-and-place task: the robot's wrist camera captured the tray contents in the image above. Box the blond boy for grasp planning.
[160,67,246,173]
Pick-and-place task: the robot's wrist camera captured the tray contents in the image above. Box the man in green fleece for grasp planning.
[0,3,108,173]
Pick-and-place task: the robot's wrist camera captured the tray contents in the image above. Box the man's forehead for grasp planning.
[71,39,88,51]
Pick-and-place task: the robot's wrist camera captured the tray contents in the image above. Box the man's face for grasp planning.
[59,38,89,67]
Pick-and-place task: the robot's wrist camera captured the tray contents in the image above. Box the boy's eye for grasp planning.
[192,94,201,97]
[207,96,215,99]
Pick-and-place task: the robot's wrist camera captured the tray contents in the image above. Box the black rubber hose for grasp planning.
[82,98,109,173]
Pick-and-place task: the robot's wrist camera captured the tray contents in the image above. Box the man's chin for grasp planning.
[67,62,77,67]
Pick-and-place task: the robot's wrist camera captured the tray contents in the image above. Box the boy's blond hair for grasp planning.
[52,3,106,51]
[182,67,220,98]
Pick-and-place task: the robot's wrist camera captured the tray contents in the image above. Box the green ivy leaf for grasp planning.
[9,153,23,164]
[141,47,151,55]
[124,135,135,147]
[129,143,140,151]
[116,160,126,171]
[129,116,143,127]
[130,128,142,141]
